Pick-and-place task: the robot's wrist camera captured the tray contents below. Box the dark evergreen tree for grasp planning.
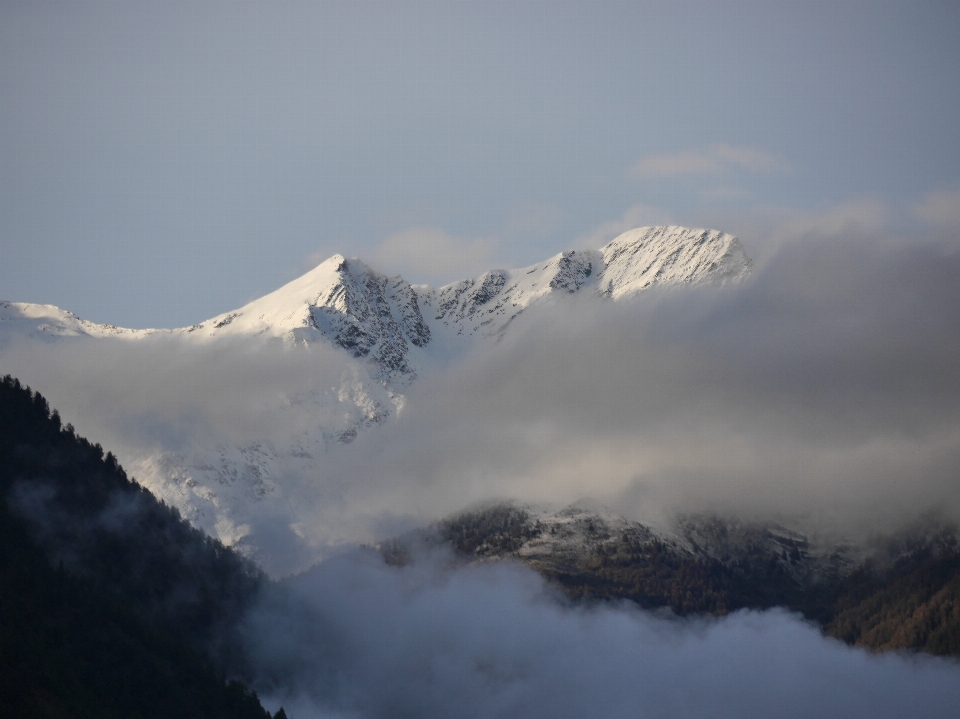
[0,375,272,718]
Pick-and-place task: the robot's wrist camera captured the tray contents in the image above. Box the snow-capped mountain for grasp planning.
[194,225,748,381]
[3,226,749,380]
[0,226,752,574]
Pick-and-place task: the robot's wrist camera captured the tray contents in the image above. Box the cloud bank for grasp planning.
[2,226,958,558]
[0,334,355,453]
[243,549,960,719]
[306,231,960,541]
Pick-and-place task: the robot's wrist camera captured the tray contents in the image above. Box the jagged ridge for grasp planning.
[1,226,750,385]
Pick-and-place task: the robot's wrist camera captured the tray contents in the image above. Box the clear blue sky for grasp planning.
[3,0,959,328]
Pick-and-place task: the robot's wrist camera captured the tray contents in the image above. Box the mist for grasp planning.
[2,231,959,561]
[242,547,960,719]
[300,231,960,544]
[0,332,358,450]
[5,230,960,714]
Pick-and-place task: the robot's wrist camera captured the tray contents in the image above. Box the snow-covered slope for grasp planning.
[0,226,751,574]
[0,301,156,346]
[419,225,749,341]
[184,255,431,384]
[3,226,749,380]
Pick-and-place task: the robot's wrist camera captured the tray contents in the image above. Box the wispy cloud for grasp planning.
[914,188,960,229]
[700,186,752,203]
[372,228,499,285]
[631,144,791,178]
[575,204,672,249]
[691,199,892,265]
[764,199,888,243]
[632,150,719,177]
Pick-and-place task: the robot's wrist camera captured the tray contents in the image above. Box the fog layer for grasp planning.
[244,549,960,719]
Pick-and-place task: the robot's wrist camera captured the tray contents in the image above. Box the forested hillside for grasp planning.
[4,368,958,719]
[401,505,960,656]
[0,375,280,718]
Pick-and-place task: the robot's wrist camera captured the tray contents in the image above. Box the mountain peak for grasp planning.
[599,226,751,298]
[2,225,751,381]
[159,225,752,384]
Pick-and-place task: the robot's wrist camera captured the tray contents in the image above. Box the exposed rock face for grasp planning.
[385,502,960,658]
[185,255,430,384]
[191,226,750,374]
[548,251,595,293]
[306,259,421,382]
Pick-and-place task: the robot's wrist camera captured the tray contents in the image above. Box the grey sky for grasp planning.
[2,1,959,328]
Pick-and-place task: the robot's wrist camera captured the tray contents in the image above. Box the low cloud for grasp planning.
[690,199,892,267]
[763,199,888,243]
[244,549,960,719]
[308,230,960,542]
[631,144,790,178]
[2,218,959,564]
[5,233,960,715]
[0,334,354,452]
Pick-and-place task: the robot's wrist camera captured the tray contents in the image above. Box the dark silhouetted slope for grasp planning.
[0,375,279,718]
